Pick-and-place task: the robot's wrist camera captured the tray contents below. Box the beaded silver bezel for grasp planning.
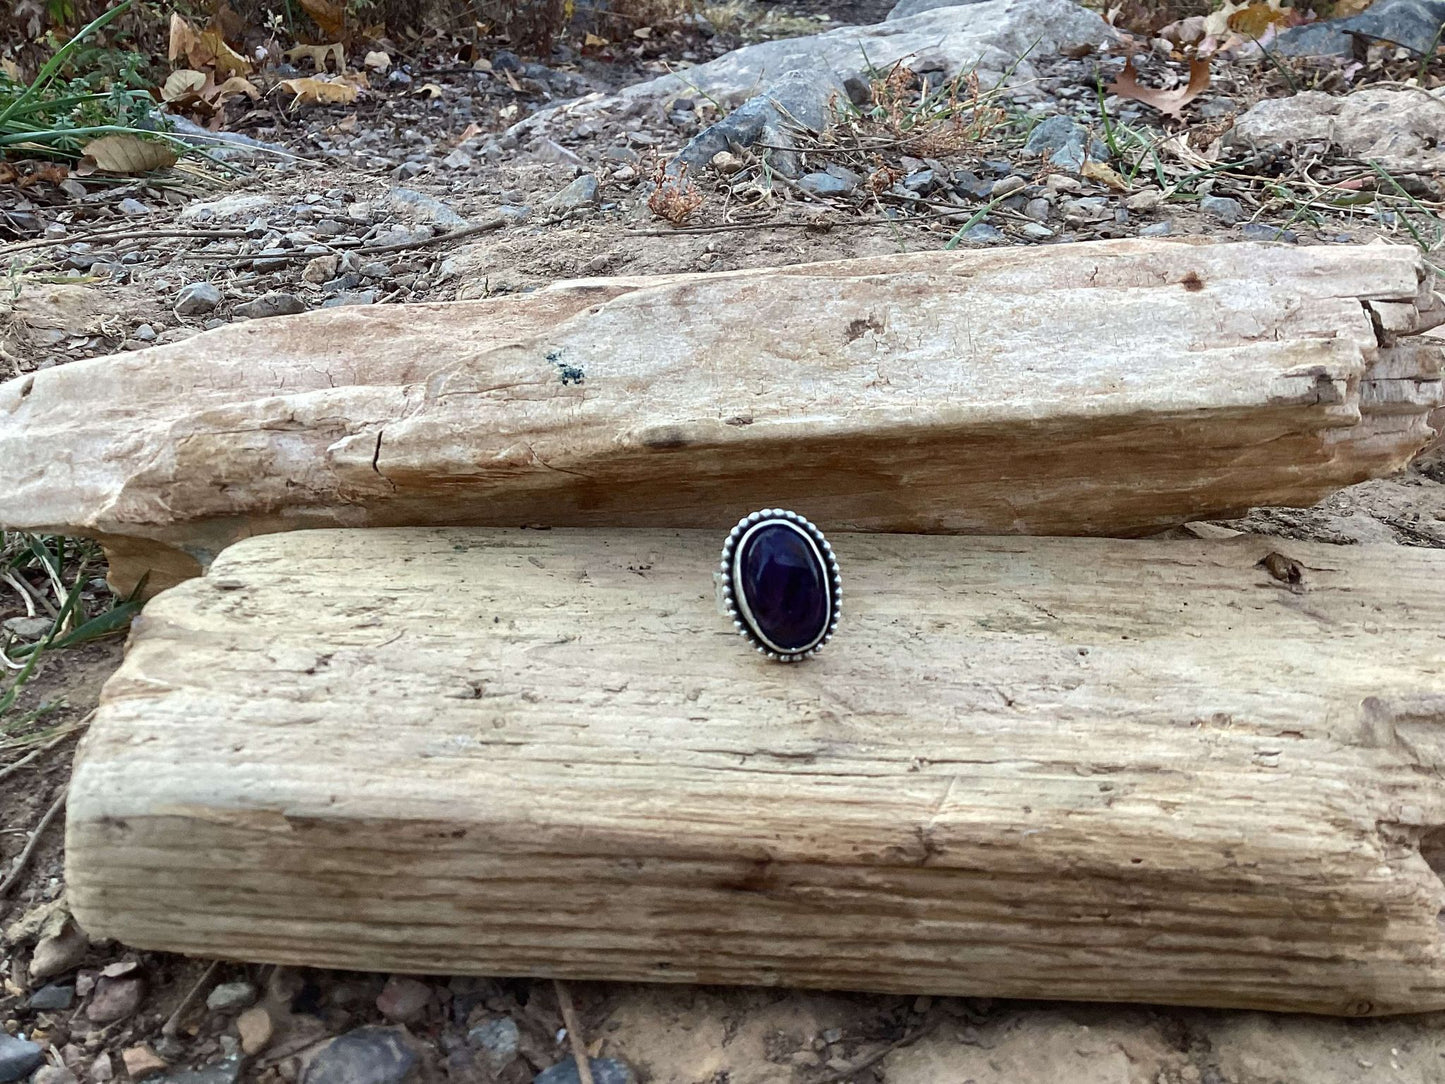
[719,509,841,663]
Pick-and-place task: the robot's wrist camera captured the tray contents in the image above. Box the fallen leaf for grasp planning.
[210,1,247,43]
[286,42,346,72]
[414,82,444,99]
[1226,0,1299,38]
[502,68,522,93]
[168,12,200,63]
[363,49,391,71]
[278,76,360,106]
[472,57,493,73]
[1081,159,1131,191]
[162,68,207,102]
[633,25,653,38]
[212,76,260,102]
[455,121,483,143]
[78,134,179,174]
[0,58,21,81]
[169,13,252,76]
[1107,57,1210,120]
[298,0,346,39]
[584,33,608,48]
[1332,0,1374,13]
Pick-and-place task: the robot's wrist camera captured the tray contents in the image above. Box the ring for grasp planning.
[719,509,841,662]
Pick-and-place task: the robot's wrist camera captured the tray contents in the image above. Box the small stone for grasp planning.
[961,223,1004,243]
[902,168,935,192]
[174,282,221,316]
[710,150,744,175]
[1045,174,1082,194]
[87,975,144,1023]
[60,179,87,199]
[548,174,600,212]
[393,161,426,180]
[797,172,854,197]
[467,1017,520,1071]
[531,138,584,168]
[120,1046,167,1080]
[358,262,390,279]
[117,198,151,216]
[1241,222,1298,243]
[1021,222,1054,240]
[441,149,472,170]
[989,175,1026,198]
[1023,197,1051,222]
[303,255,339,284]
[235,293,306,320]
[237,1006,274,1055]
[1024,115,1107,172]
[165,1053,244,1084]
[501,188,527,204]
[33,1067,77,1084]
[1124,189,1163,212]
[533,1058,636,1084]
[376,976,432,1023]
[206,981,257,1013]
[1140,221,1173,236]
[1199,195,1242,224]
[3,615,51,640]
[321,290,377,308]
[134,323,156,342]
[951,169,992,199]
[0,1034,44,1083]
[89,1054,113,1083]
[26,983,75,1010]
[303,1027,417,1084]
[381,188,467,230]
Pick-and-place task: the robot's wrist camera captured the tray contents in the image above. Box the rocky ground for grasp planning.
[5,0,1445,1080]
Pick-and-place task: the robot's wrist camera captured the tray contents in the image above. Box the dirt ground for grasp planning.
[6,0,1445,1080]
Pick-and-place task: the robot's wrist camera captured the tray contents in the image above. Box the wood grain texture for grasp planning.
[1,240,1440,596]
[69,527,1445,1014]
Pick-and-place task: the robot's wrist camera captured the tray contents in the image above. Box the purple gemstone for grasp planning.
[735,521,831,653]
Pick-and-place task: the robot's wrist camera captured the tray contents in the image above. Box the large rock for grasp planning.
[0,241,1439,597]
[1276,0,1445,55]
[65,526,1445,1014]
[887,0,995,19]
[1226,88,1445,191]
[513,0,1112,136]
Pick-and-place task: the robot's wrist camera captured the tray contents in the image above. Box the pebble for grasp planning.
[205,981,257,1012]
[235,293,307,320]
[902,169,935,192]
[154,1053,243,1084]
[1023,114,1104,172]
[1021,222,1055,240]
[1241,222,1298,243]
[174,282,221,315]
[1023,198,1051,222]
[120,1046,167,1080]
[26,983,75,1010]
[1140,221,1173,236]
[441,148,473,170]
[1124,189,1163,212]
[382,188,467,230]
[3,615,51,640]
[376,976,432,1023]
[468,1017,520,1070]
[134,322,157,342]
[88,973,144,1022]
[303,255,340,284]
[0,1035,44,1083]
[372,225,432,247]
[1199,195,1243,224]
[322,290,378,308]
[237,1006,273,1055]
[989,175,1027,198]
[961,223,1004,243]
[117,198,152,216]
[32,1067,77,1084]
[303,1027,417,1084]
[89,1054,112,1083]
[950,169,993,199]
[533,1058,637,1084]
[798,172,854,197]
[531,138,585,168]
[548,174,601,212]
[1045,174,1082,194]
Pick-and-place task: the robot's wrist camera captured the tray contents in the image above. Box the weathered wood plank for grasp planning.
[68,527,1445,1014]
[1,240,1440,596]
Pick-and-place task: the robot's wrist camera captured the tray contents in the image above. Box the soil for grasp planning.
[4,1,1445,1082]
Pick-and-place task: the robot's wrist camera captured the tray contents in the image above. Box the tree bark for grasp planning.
[68,527,1445,1015]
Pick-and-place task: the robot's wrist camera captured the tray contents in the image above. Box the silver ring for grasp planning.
[719,509,841,662]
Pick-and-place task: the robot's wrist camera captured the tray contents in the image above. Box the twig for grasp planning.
[0,723,82,784]
[553,979,596,1084]
[808,1016,942,1084]
[0,227,250,256]
[0,789,65,898]
[162,960,222,1036]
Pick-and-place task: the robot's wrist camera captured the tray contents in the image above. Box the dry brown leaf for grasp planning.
[1107,57,1210,120]
[502,68,522,92]
[278,77,360,106]
[414,82,444,99]
[162,68,207,102]
[1,58,22,81]
[170,13,252,76]
[1081,159,1131,191]
[583,33,608,48]
[168,12,200,63]
[210,1,247,43]
[633,25,653,38]
[1226,0,1299,38]
[297,0,346,39]
[455,121,483,143]
[78,135,179,175]
[1332,0,1375,13]
[213,76,260,102]
[286,42,346,72]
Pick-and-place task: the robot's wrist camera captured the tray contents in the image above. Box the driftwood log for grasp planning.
[69,527,1445,1014]
[1,240,1442,596]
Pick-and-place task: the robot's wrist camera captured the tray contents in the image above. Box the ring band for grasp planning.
[719,509,841,662]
